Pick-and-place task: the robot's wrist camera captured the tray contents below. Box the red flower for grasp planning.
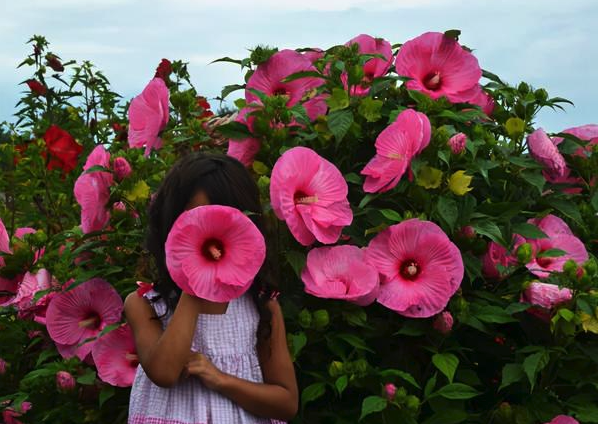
[154,58,172,81]
[196,96,214,119]
[46,54,64,72]
[42,125,83,173]
[26,80,47,96]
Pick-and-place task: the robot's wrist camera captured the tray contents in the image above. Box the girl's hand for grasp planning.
[186,352,227,391]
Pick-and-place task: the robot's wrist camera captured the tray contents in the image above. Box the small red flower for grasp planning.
[26,79,47,96]
[154,58,172,81]
[42,125,83,173]
[196,96,214,119]
[46,54,64,72]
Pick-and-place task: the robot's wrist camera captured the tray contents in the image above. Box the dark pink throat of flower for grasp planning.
[126,352,139,367]
[294,191,318,205]
[273,86,290,96]
[423,71,442,90]
[536,256,553,268]
[78,313,101,330]
[201,238,225,262]
[400,260,421,281]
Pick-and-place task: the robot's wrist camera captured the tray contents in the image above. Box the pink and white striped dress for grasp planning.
[129,290,285,424]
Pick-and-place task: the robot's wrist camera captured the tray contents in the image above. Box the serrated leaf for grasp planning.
[358,97,383,122]
[512,222,549,239]
[328,110,354,142]
[437,196,458,230]
[215,121,252,140]
[327,87,349,112]
[522,350,549,391]
[220,84,245,99]
[359,396,387,421]
[472,220,504,245]
[432,353,459,383]
[335,375,348,395]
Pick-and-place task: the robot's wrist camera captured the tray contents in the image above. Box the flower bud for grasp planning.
[328,361,344,377]
[312,309,329,329]
[56,371,76,392]
[112,157,132,180]
[298,309,312,329]
[583,258,597,276]
[563,259,578,279]
[405,395,420,412]
[433,311,454,335]
[395,386,407,401]
[384,383,396,400]
[516,243,533,264]
[0,358,7,375]
[448,132,467,154]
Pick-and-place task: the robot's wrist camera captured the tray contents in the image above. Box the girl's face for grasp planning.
[185,190,210,210]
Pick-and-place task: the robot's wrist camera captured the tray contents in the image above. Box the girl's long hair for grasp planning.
[144,152,278,340]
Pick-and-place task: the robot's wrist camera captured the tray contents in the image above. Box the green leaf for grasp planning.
[336,333,374,353]
[437,196,458,230]
[345,172,362,185]
[512,222,549,239]
[521,171,546,194]
[99,385,115,408]
[379,209,402,222]
[282,70,324,83]
[508,156,543,169]
[444,29,461,40]
[472,220,504,245]
[432,353,459,383]
[76,369,97,385]
[335,375,348,395]
[220,84,245,99]
[215,121,252,140]
[301,382,326,408]
[499,363,525,390]
[591,191,598,212]
[378,369,421,389]
[358,97,383,122]
[549,199,583,224]
[424,373,437,398]
[536,248,566,258]
[568,394,598,422]
[327,87,349,112]
[286,250,306,278]
[359,396,387,421]
[288,332,307,360]
[328,110,354,142]
[472,305,517,324]
[433,383,480,400]
[210,56,244,65]
[522,350,549,390]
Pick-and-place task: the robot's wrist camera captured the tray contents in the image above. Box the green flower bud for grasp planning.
[518,82,530,94]
[353,359,368,374]
[563,259,578,278]
[516,243,533,264]
[583,258,597,276]
[312,309,329,330]
[534,88,548,102]
[328,361,344,377]
[395,386,408,401]
[405,395,420,412]
[298,309,312,329]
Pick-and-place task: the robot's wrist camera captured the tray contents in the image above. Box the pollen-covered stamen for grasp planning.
[78,314,101,329]
[294,191,318,205]
[423,71,441,90]
[201,239,225,262]
[400,260,421,280]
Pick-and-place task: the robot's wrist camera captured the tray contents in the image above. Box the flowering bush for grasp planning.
[0,32,597,423]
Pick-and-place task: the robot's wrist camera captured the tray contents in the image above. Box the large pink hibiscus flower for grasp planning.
[395,32,482,103]
[344,34,393,96]
[165,205,266,302]
[270,147,352,246]
[527,128,567,180]
[301,245,379,306]
[10,269,54,323]
[545,415,579,424]
[554,124,598,158]
[128,78,170,156]
[246,49,326,121]
[525,215,588,278]
[83,145,110,171]
[365,219,464,318]
[361,109,431,193]
[74,165,113,234]
[92,324,138,387]
[46,278,123,360]
[521,281,572,321]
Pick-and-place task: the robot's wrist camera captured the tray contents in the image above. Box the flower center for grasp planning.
[273,86,289,96]
[536,256,552,268]
[201,238,225,262]
[400,260,421,280]
[78,313,101,329]
[423,71,442,90]
[294,191,318,205]
[125,352,139,366]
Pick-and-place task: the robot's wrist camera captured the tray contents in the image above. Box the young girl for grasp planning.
[125,153,298,423]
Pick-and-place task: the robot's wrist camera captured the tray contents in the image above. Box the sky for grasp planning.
[1,0,596,131]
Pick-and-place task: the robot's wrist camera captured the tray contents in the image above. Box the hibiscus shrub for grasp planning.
[1,32,597,423]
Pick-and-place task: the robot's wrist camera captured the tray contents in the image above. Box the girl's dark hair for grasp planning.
[144,152,278,340]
